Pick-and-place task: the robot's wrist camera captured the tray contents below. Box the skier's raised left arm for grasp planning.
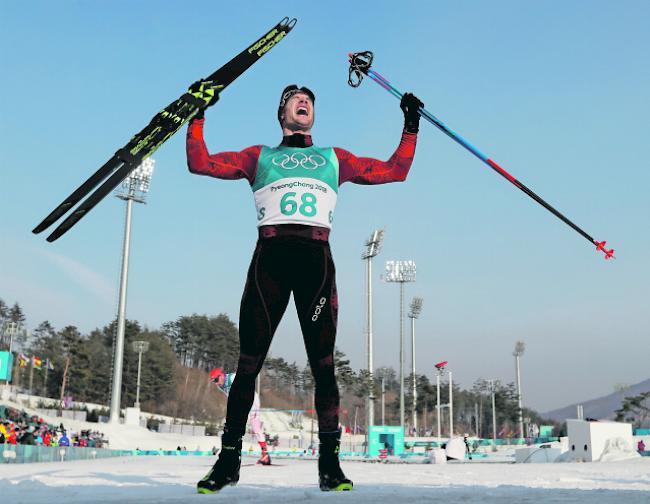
[338,93,423,185]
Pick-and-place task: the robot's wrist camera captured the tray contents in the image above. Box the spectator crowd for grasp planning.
[0,404,107,448]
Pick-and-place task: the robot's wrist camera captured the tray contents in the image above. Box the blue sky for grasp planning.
[2,1,648,412]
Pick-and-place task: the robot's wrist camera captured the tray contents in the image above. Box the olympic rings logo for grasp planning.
[271,152,326,170]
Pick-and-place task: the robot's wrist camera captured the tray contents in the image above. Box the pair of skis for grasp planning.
[33,17,297,242]
[348,51,614,260]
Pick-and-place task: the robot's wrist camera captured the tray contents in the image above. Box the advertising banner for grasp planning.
[0,351,14,381]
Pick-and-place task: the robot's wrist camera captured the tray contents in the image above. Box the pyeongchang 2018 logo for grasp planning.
[272,152,326,170]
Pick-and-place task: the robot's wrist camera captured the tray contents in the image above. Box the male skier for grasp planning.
[187,84,423,493]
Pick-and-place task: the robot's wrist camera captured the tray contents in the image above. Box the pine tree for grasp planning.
[0,298,8,324]
[334,348,356,392]
[7,302,28,350]
[9,302,26,324]
[615,391,650,427]
[58,326,83,408]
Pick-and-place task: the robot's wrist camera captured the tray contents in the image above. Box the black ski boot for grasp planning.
[318,430,353,492]
[197,430,242,494]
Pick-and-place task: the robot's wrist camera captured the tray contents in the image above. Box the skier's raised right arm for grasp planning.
[186,117,261,183]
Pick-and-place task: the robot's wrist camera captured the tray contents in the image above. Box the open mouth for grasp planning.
[296,107,308,116]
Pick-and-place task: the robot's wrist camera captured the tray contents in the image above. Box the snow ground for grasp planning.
[2,456,649,504]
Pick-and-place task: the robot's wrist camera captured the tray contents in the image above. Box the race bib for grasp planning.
[252,146,339,228]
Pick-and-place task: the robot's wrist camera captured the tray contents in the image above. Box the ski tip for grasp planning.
[32,203,74,236]
[33,215,60,234]
[46,225,69,242]
[280,17,297,30]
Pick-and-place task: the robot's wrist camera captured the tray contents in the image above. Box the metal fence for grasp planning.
[2,444,132,464]
[156,423,206,436]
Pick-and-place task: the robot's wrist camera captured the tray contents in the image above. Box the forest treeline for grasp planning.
[1,297,559,436]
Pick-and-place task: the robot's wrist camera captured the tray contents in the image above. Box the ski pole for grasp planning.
[347,51,614,260]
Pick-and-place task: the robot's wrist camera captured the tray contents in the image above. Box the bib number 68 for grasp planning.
[280,192,317,217]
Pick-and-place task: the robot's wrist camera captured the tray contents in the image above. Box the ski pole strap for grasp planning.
[348,51,373,87]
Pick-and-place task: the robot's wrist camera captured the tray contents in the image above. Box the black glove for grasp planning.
[188,79,221,120]
[400,92,424,133]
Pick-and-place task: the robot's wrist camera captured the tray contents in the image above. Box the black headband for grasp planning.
[277,85,315,123]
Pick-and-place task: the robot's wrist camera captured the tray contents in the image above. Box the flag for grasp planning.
[18,353,28,368]
[33,356,42,370]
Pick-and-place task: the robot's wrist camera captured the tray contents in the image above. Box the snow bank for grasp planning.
[599,437,642,462]
[2,455,649,503]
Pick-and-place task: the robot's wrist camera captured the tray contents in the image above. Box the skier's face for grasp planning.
[281,92,314,132]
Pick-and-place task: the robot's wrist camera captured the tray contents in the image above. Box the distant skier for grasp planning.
[188,83,422,493]
[209,368,270,465]
[463,434,472,460]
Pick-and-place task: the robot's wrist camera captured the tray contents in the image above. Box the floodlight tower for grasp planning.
[434,360,452,439]
[381,376,386,426]
[109,158,155,424]
[362,230,384,433]
[385,260,416,430]
[1,322,24,389]
[513,341,525,439]
[407,297,423,434]
[488,379,498,451]
[132,340,150,408]
[4,321,23,353]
